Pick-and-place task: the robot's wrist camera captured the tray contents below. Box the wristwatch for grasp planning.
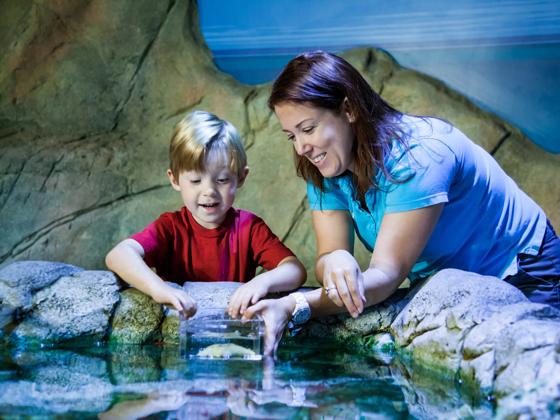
[289,292,311,325]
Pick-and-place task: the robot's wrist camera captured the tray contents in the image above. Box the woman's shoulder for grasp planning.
[399,115,454,143]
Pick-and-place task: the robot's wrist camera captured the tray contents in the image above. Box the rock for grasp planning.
[184,282,241,316]
[304,288,409,344]
[0,261,83,310]
[109,288,163,345]
[1,0,557,284]
[10,270,119,344]
[390,269,528,370]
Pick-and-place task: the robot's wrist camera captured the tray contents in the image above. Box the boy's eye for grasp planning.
[217,178,230,184]
[189,179,201,184]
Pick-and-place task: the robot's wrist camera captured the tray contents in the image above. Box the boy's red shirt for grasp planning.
[130,207,294,284]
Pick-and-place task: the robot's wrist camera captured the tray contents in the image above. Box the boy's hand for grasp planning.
[228,279,270,319]
[153,284,197,318]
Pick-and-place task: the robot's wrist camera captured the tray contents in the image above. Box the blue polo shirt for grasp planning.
[307,116,546,280]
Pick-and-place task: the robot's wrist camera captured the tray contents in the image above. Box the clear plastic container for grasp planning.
[180,308,264,361]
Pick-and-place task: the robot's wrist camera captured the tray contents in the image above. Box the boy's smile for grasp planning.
[168,155,246,229]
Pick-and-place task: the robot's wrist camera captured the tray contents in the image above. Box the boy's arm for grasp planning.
[228,256,306,318]
[261,256,307,293]
[105,239,196,317]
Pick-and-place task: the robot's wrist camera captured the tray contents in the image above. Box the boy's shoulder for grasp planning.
[232,207,267,225]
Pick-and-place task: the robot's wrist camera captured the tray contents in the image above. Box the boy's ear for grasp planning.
[167,169,181,191]
[237,166,250,187]
[343,97,356,123]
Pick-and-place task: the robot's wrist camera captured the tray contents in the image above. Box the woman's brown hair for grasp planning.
[268,51,406,203]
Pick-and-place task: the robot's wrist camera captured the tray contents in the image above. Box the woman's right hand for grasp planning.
[321,250,366,318]
[243,296,295,357]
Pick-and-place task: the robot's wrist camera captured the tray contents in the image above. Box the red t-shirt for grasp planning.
[130,207,294,284]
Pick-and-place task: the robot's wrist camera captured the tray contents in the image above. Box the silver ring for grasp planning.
[324,286,335,293]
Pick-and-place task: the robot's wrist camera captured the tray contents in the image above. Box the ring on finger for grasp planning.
[324,286,335,293]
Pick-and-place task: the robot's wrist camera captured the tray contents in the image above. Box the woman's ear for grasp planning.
[343,97,356,123]
[167,169,181,191]
[237,166,250,188]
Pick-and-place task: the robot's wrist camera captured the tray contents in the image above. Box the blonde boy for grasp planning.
[106,111,306,318]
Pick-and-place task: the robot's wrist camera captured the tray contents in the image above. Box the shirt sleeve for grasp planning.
[249,217,296,271]
[384,139,456,213]
[129,215,172,269]
[307,179,348,211]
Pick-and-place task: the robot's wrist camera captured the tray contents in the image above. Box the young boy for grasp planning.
[106,111,306,319]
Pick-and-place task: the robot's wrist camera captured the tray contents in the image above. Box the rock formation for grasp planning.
[0,0,558,282]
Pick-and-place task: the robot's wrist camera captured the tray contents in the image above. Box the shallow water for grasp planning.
[0,338,491,419]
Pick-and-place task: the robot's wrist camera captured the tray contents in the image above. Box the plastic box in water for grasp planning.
[180,309,264,361]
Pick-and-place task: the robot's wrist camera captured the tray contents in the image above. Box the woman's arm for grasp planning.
[312,209,355,285]
[325,204,444,315]
[244,203,444,356]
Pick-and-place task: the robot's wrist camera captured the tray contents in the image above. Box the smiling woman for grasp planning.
[243,51,560,356]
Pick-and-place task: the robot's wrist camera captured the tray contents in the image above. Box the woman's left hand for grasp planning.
[321,249,366,318]
[243,296,294,357]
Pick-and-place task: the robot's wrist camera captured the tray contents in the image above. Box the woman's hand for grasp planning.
[321,250,366,318]
[243,296,295,357]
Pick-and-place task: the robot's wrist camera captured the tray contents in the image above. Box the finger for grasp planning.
[334,269,359,317]
[324,271,343,306]
[273,328,283,359]
[243,300,265,320]
[240,293,254,315]
[250,290,265,305]
[344,268,364,313]
[326,270,344,307]
[229,291,245,318]
[264,325,277,357]
[357,271,366,303]
[177,294,197,318]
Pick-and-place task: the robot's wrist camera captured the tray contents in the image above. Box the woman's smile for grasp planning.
[274,102,355,178]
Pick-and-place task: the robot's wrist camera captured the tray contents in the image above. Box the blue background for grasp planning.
[199,0,560,153]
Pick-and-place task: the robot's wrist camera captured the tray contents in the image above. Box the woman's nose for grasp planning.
[294,137,311,156]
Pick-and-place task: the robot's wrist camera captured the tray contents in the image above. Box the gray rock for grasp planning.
[390,269,527,370]
[0,260,83,310]
[11,270,119,344]
[109,288,163,345]
[184,281,241,317]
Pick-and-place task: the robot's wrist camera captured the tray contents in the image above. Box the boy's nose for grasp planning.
[202,182,217,195]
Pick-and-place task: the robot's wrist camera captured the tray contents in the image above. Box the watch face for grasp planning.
[292,306,310,325]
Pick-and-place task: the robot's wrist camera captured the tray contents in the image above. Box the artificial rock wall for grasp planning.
[1,0,559,283]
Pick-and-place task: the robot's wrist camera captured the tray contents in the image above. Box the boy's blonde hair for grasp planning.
[169,111,247,180]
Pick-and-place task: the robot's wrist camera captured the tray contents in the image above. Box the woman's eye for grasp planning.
[302,126,315,134]
[287,134,295,142]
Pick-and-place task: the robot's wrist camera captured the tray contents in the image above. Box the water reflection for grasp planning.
[0,339,491,418]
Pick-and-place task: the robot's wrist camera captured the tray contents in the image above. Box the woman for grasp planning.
[243,51,559,356]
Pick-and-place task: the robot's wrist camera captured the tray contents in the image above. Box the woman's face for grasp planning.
[274,101,355,178]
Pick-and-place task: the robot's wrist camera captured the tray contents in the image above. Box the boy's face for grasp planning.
[168,159,247,229]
